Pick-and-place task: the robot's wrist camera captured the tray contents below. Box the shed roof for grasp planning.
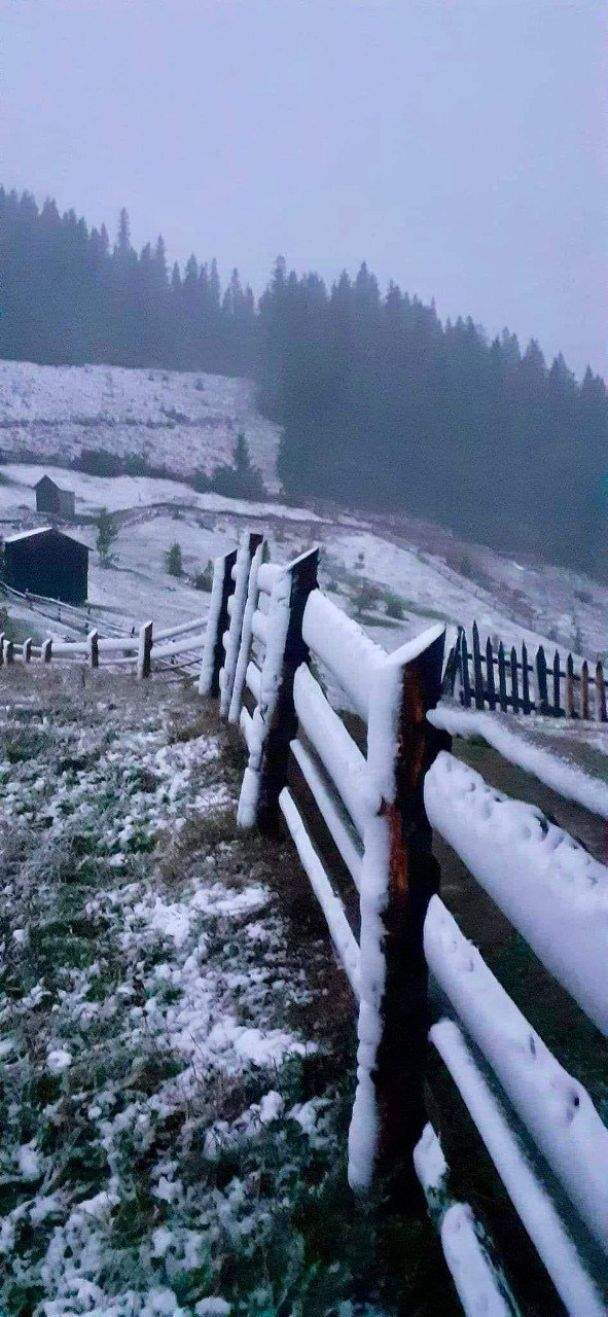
[35,475,61,490]
[5,527,89,552]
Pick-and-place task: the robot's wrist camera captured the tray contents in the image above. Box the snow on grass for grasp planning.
[0,670,447,1315]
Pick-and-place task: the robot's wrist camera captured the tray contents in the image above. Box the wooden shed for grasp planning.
[35,475,76,520]
[4,528,89,604]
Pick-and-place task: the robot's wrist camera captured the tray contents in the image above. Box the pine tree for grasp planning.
[96,508,119,567]
[165,542,183,577]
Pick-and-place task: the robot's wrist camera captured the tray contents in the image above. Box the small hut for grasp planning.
[4,528,89,604]
[35,475,76,520]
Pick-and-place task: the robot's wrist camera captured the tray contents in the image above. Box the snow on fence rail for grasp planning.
[445,622,607,722]
[198,536,608,1314]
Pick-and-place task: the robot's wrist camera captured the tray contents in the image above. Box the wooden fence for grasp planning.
[2,526,607,1310]
[446,622,607,722]
[200,531,608,1315]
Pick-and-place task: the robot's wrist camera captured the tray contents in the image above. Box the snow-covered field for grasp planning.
[0,361,282,491]
[0,360,606,662]
[0,669,445,1315]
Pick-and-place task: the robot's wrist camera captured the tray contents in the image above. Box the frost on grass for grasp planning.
[0,674,374,1316]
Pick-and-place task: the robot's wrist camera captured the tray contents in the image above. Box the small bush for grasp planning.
[165,542,183,577]
[384,590,405,620]
[195,562,214,591]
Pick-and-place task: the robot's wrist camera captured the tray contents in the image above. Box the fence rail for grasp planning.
[2,526,607,1312]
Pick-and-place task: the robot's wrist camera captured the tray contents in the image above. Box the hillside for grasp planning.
[0,361,282,492]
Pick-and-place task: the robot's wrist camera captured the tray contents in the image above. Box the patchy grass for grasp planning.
[0,668,453,1316]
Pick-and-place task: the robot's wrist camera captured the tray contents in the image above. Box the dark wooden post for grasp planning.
[459,628,472,707]
[510,646,520,713]
[23,638,32,663]
[42,638,53,664]
[521,642,531,714]
[581,661,590,721]
[137,621,153,680]
[209,548,238,699]
[485,637,496,710]
[472,621,484,709]
[257,548,319,836]
[0,633,5,668]
[536,645,549,714]
[596,661,607,723]
[5,640,14,665]
[89,630,99,669]
[497,642,508,711]
[374,626,448,1208]
[566,653,576,719]
[553,650,562,715]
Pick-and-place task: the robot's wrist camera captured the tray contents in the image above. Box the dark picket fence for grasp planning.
[444,622,607,722]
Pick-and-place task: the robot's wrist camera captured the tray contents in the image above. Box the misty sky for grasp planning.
[3,0,606,378]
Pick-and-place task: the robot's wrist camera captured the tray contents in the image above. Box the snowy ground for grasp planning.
[0,668,449,1316]
[0,362,282,492]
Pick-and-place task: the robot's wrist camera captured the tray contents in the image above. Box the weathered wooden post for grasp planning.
[0,633,5,668]
[88,629,99,669]
[596,661,607,723]
[42,638,53,664]
[137,621,153,680]
[566,653,576,719]
[5,640,14,665]
[219,532,264,718]
[459,628,472,707]
[581,661,590,721]
[199,548,238,698]
[23,638,32,663]
[485,637,496,710]
[472,621,484,709]
[536,645,549,714]
[349,625,447,1209]
[237,548,319,833]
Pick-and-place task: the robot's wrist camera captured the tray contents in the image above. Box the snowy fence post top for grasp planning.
[350,624,448,1206]
[256,545,319,835]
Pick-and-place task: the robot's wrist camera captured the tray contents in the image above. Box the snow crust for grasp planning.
[302,588,384,720]
[198,554,228,695]
[425,752,608,1034]
[425,896,608,1248]
[236,568,291,827]
[293,663,369,836]
[429,705,608,820]
[431,1020,606,1316]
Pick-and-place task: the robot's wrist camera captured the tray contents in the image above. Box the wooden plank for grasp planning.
[510,646,519,713]
[535,646,549,715]
[42,638,53,663]
[552,649,562,716]
[485,637,497,711]
[23,638,32,663]
[596,661,607,723]
[290,735,363,889]
[520,643,531,714]
[497,643,508,712]
[459,628,472,708]
[5,640,14,665]
[472,621,485,710]
[566,653,576,719]
[581,661,590,722]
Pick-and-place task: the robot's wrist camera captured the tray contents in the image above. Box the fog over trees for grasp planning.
[1,187,606,578]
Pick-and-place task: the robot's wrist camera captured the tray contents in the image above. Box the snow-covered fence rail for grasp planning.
[419,733,608,1309]
[445,622,607,722]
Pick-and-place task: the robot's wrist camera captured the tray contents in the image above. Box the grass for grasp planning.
[0,669,455,1316]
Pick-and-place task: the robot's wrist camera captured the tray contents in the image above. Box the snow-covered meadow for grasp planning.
[0,668,452,1315]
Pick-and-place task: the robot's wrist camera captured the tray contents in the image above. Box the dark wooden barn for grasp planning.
[35,475,76,520]
[4,528,89,604]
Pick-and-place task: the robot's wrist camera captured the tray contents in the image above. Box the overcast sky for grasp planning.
[3,0,606,377]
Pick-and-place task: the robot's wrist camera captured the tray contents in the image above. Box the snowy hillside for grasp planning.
[0,362,606,662]
[0,361,282,491]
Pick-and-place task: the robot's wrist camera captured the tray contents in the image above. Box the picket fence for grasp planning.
[446,622,607,722]
[1,530,607,1313]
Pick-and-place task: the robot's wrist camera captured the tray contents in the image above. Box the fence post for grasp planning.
[23,638,32,663]
[5,640,14,665]
[137,621,153,680]
[199,548,238,698]
[88,629,99,669]
[219,532,264,718]
[349,625,447,1208]
[42,638,53,664]
[237,547,319,834]
[0,633,4,668]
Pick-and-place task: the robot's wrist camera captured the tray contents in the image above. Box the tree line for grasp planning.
[1,187,606,577]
